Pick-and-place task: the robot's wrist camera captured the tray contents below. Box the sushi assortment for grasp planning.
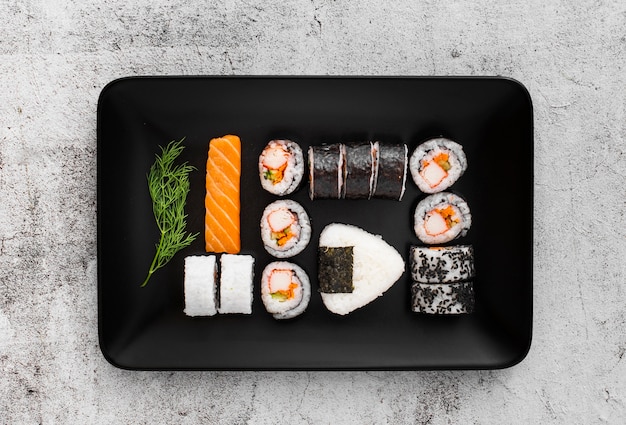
[175,132,476,319]
[408,138,475,315]
[308,142,408,201]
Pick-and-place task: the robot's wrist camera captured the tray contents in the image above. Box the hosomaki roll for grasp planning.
[343,142,377,199]
[413,192,471,244]
[410,245,475,284]
[409,138,467,193]
[261,261,311,319]
[260,199,311,258]
[259,139,304,196]
[371,143,408,201]
[308,143,344,200]
[411,281,475,314]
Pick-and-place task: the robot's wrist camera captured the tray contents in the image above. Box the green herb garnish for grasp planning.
[141,138,198,287]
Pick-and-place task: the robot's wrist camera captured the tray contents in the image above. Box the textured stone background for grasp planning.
[1,0,625,423]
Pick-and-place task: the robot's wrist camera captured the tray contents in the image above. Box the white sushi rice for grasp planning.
[318,223,405,315]
[259,139,304,196]
[261,199,311,258]
[261,261,311,320]
[413,192,472,244]
[183,255,218,317]
[409,138,467,194]
[218,254,254,314]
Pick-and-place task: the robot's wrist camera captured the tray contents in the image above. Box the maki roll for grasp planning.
[410,245,475,284]
[409,138,467,193]
[411,281,475,314]
[261,199,311,258]
[414,192,471,244]
[372,143,408,201]
[259,139,304,196]
[308,144,344,200]
[183,255,218,317]
[343,142,377,199]
[261,261,311,319]
[218,254,255,314]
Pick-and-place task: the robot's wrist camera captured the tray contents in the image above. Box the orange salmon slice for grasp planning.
[205,134,241,253]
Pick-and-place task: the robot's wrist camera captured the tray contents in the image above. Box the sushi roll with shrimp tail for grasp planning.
[261,261,311,319]
[414,192,471,244]
[259,139,304,196]
[409,138,467,193]
[261,199,312,258]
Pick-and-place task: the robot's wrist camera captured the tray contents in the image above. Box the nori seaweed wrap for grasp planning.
[308,144,344,200]
[318,246,354,293]
[343,142,375,199]
[372,143,408,201]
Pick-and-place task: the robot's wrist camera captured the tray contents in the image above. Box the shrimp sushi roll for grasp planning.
[343,142,377,199]
[259,139,304,196]
[409,138,467,193]
[414,192,471,244]
[261,199,311,258]
[372,143,408,201]
[410,245,475,284]
[411,281,475,314]
[261,261,311,319]
[308,144,344,200]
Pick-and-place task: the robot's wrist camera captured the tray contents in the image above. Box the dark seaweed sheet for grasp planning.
[318,246,354,293]
[310,144,341,199]
[344,142,373,199]
[373,144,406,200]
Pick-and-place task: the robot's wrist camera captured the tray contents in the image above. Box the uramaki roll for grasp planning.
[413,192,471,244]
[409,138,467,193]
[259,139,304,196]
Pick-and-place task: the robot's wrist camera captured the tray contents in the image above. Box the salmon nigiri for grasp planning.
[205,134,241,253]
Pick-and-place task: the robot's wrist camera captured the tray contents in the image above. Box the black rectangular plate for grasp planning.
[97,76,533,370]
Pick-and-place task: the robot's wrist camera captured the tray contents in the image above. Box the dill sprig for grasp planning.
[141,138,198,287]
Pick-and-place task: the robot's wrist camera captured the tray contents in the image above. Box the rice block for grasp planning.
[218,254,254,314]
[183,255,218,317]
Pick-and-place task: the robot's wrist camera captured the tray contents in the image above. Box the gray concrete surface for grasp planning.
[1,0,625,423]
